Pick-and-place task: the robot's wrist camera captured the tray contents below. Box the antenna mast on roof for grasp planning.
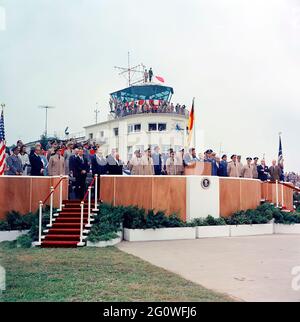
[114,52,145,86]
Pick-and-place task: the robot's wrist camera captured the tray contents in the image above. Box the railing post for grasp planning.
[87,186,92,226]
[79,201,84,245]
[281,182,284,208]
[38,201,43,245]
[275,180,279,208]
[58,176,63,211]
[49,186,54,226]
[92,174,99,212]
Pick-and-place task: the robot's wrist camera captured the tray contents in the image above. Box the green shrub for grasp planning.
[16,234,33,248]
[0,221,9,231]
[88,203,123,243]
[122,206,146,229]
[192,216,226,226]
[0,210,41,231]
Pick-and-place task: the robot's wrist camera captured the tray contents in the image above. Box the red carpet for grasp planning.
[41,200,96,248]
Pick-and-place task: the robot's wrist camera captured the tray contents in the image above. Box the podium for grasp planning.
[184,161,211,176]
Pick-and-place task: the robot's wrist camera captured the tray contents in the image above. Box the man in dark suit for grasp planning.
[91,149,108,175]
[218,154,228,177]
[29,146,44,176]
[73,147,89,199]
[152,146,162,175]
[257,159,269,181]
[106,149,121,175]
[69,148,79,175]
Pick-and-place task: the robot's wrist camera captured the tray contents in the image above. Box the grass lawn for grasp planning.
[0,242,232,302]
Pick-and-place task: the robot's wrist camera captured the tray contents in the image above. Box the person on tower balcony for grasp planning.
[148,68,153,82]
[144,69,148,83]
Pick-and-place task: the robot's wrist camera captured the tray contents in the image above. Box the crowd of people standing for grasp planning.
[3,138,292,200]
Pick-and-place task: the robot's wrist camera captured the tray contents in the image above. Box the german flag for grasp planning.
[187,98,195,147]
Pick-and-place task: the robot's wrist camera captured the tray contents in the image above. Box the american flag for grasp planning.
[0,108,6,175]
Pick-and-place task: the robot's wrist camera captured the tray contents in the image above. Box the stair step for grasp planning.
[41,240,80,248]
[44,234,81,241]
[54,212,88,217]
[39,201,95,247]
[52,222,84,227]
[55,218,89,223]
[59,212,89,216]
[48,228,81,234]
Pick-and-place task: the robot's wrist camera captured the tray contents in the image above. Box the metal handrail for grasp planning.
[79,174,99,245]
[36,175,67,246]
[42,176,65,204]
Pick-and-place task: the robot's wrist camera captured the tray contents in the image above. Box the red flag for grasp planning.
[155,76,165,83]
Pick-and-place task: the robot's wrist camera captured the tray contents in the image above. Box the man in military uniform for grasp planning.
[241,157,254,178]
[227,154,240,177]
[252,157,259,179]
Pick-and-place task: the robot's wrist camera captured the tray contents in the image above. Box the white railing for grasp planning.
[78,174,99,246]
[34,176,67,246]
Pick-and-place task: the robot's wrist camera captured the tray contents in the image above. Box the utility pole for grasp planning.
[39,105,55,137]
[94,103,100,124]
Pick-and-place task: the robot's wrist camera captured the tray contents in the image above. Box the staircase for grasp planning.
[41,200,96,248]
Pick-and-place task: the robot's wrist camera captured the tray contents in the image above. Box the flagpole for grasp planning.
[192,97,196,149]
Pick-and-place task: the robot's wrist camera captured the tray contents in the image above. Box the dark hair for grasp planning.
[222,154,227,159]
[12,146,19,152]
[20,145,27,153]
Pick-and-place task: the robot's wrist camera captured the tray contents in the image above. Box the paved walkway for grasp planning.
[118,235,300,302]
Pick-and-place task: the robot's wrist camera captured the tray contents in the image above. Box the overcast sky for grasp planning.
[0,0,299,171]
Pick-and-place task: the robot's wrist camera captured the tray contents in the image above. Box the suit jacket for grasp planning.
[106,154,122,175]
[48,154,65,176]
[29,153,44,176]
[218,160,228,177]
[257,165,269,181]
[129,156,143,175]
[141,155,154,175]
[252,164,258,179]
[241,164,254,178]
[73,156,89,178]
[152,152,162,175]
[227,161,240,177]
[269,165,281,181]
[91,155,108,175]
[69,154,77,174]
[6,155,23,175]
